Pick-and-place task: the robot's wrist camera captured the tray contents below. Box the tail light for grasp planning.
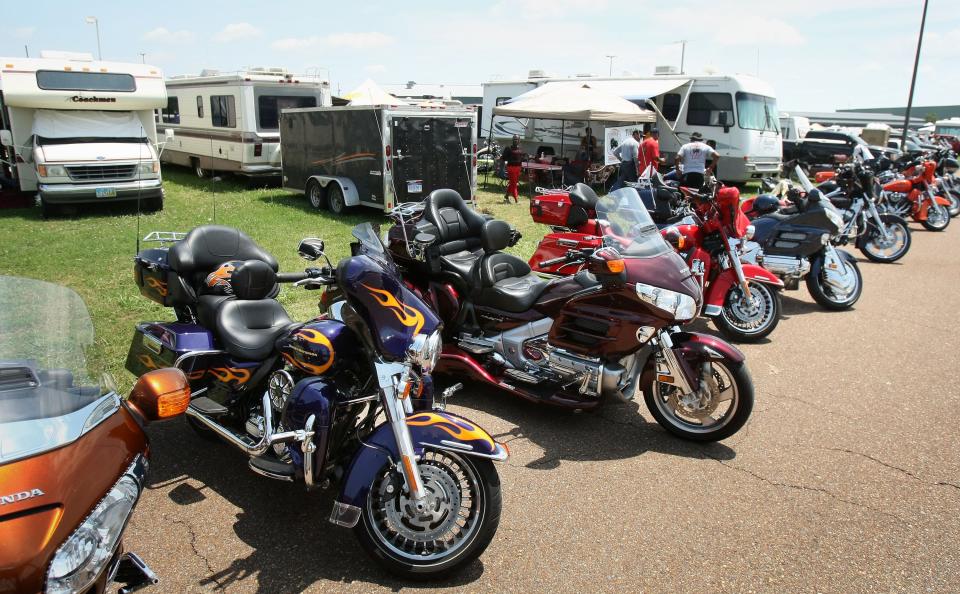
[254,143,263,157]
[385,145,391,170]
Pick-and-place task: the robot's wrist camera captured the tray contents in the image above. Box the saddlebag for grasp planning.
[125,322,216,379]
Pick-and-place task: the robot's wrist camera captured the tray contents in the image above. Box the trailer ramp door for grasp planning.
[392,116,472,202]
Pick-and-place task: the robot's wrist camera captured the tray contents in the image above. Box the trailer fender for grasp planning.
[307,176,361,207]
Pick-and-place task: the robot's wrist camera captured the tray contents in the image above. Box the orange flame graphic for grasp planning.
[406,412,494,450]
[208,367,252,385]
[146,278,168,297]
[282,328,335,375]
[362,284,425,335]
[206,262,236,288]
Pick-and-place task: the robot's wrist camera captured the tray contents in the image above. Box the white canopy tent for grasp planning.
[492,84,655,122]
[344,79,408,106]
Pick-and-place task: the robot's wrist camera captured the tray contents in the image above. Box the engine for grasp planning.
[245,369,296,458]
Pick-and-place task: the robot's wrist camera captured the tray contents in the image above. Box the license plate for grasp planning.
[407,180,423,194]
[96,187,117,198]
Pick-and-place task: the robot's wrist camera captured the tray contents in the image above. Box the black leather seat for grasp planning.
[471,220,548,313]
[423,189,487,281]
[568,183,599,211]
[216,261,298,361]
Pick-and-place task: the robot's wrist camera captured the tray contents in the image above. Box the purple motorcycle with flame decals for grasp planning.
[126,223,507,577]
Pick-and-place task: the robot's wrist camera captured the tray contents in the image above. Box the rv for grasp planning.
[280,104,477,214]
[160,68,331,178]
[482,71,782,183]
[934,117,960,138]
[779,113,811,141]
[0,52,166,215]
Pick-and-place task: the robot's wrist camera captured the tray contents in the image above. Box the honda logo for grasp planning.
[0,488,45,505]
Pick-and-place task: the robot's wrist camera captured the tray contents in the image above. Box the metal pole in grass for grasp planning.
[211,176,221,223]
[900,0,929,151]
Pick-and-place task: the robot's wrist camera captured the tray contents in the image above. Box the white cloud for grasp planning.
[14,26,35,39]
[214,22,262,43]
[365,64,387,74]
[272,32,394,51]
[143,27,194,43]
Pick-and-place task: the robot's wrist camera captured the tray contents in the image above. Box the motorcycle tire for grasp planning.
[355,449,502,578]
[860,214,911,263]
[714,281,781,343]
[943,190,960,218]
[921,203,951,231]
[642,359,754,442]
[806,253,862,310]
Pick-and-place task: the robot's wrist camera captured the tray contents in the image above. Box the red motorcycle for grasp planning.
[878,160,951,231]
[528,183,783,342]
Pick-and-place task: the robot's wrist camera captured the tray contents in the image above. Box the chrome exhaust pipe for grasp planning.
[186,393,313,457]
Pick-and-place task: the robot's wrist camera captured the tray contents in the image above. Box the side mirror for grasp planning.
[164,128,175,141]
[298,237,325,261]
[718,111,730,133]
[586,247,627,285]
[127,368,190,423]
[0,130,11,147]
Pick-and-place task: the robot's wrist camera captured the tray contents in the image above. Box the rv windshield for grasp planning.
[736,92,779,133]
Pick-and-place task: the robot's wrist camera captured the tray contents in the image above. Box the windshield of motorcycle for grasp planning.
[0,276,112,427]
[352,223,398,275]
[595,188,673,258]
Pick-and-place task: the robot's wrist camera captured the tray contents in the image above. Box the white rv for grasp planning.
[160,68,331,177]
[482,72,782,183]
[934,117,960,137]
[0,52,166,215]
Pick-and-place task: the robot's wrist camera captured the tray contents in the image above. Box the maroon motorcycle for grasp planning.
[382,187,754,441]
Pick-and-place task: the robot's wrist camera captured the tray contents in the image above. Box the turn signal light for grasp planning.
[605,259,625,274]
[128,368,191,423]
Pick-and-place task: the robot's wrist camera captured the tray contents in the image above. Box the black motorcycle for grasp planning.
[126,224,507,577]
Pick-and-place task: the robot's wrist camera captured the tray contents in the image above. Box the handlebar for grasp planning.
[278,267,334,285]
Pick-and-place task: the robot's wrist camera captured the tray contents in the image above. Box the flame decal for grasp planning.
[208,367,252,385]
[206,262,236,289]
[146,277,168,297]
[283,328,335,375]
[187,370,205,381]
[362,283,424,335]
[406,412,495,450]
[138,354,159,370]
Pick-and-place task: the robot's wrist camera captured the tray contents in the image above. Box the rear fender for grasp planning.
[703,266,783,308]
[332,411,506,527]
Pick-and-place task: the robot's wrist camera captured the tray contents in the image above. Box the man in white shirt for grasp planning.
[675,131,720,189]
[610,129,641,190]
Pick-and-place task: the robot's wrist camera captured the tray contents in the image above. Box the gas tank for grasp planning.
[278,319,361,376]
[884,179,912,193]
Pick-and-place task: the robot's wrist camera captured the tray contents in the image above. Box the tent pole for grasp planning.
[560,120,565,161]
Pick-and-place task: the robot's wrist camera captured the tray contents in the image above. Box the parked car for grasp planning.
[783,130,899,167]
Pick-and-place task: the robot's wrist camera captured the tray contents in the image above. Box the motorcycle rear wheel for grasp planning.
[921,203,950,231]
[714,281,781,342]
[355,449,501,578]
[860,214,911,263]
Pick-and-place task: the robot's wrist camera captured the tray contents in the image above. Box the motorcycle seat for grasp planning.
[568,183,600,210]
[423,189,487,285]
[471,220,548,313]
[216,260,298,361]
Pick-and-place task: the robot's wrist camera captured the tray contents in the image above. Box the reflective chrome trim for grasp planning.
[703,304,722,317]
[428,442,510,462]
[173,350,227,369]
[302,414,318,490]
[114,552,159,594]
[0,392,120,464]
[248,460,295,482]
[438,439,473,451]
[329,500,362,528]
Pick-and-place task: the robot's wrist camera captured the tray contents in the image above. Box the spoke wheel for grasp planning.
[861,215,910,263]
[716,281,781,342]
[922,203,950,231]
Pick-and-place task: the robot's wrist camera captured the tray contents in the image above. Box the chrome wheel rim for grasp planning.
[652,361,739,434]
[367,450,482,562]
[308,185,322,208]
[865,223,908,259]
[720,282,776,336]
[821,260,859,303]
[928,204,949,228]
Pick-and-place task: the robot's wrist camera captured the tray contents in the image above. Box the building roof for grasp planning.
[839,105,960,120]
[784,110,926,129]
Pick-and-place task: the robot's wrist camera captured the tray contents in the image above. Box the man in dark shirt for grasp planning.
[500,135,524,203]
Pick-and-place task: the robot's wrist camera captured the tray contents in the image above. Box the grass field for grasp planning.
[0,168,545,390]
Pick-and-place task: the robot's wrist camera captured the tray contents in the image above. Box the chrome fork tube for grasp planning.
[724,234,752,299]
[375,361,427,503]
[866,200,892,241]
[656,331,695,395]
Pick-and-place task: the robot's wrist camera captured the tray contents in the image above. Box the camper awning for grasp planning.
[492,84,655,122]
[508,78,690,104]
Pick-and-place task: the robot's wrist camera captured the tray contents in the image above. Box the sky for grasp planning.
[2,0,957,113]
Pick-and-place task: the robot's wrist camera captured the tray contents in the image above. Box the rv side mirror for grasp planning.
[718,111,730,133]
[0,130,11,147]
[298,238,325,261]
[164,128,175,141]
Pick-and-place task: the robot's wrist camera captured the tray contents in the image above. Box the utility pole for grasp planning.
[676,40,687,74]
[24,45,29,57]
[138,52,146,64]
[900,0,929,150]
[85,16,101,60]
[605,55,616,77]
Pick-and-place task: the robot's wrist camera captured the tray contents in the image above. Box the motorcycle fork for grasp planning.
[720,231,752,300]
[865,200,892,241]
[653,330,698,395]
[374,361,427,503]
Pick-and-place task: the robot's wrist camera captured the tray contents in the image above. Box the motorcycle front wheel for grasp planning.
[921,203,951,231]
[642,359,754,442]
[355,449,502,578]
[943,190,960,218]
[860,214,911,263]
[806,253,862,310]
[714,281,781,342]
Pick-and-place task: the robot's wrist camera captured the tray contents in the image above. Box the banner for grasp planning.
[604,125,641,166]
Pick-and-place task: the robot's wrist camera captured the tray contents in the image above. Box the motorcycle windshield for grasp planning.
[595,188,673,258]
[0,276,117,462]
[352,223,399,276]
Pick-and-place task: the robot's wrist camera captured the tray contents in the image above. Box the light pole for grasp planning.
[605,55,616,77]
[138,52,146,64]
[900,0,929,150]
[674,40,687,74]
[84,16,101,60]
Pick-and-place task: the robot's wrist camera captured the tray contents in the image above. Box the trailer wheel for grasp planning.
[306,180,326,210]
[327,183,347,215]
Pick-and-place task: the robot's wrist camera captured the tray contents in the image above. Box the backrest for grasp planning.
[568,183,599,210]
[169,225,278,276]
[480,220,512,253]
[229,260,277,300]
[424,189,487,255]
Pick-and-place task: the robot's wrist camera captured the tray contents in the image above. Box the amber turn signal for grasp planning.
[605,259,626,274]
[128,368,191,422]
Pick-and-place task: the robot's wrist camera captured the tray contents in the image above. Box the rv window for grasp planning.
[661,93,681,122]
[196,96,204,118]
[495,97,511,106]
[211,95,236,128]
[36,70,136,92]
[257,95,318,130]
[686,93,734,127]
[162,97,180,124]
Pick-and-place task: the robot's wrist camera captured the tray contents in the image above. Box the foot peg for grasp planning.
[437,383,463,410]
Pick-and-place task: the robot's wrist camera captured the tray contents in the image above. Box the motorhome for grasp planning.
[482,71,782,183]
[934,117,960,138]
[160,68,331,177]
[280,104,477,213]
[0,52,166,215]
[779,113,811,141]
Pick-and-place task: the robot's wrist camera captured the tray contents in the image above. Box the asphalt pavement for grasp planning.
[127,221,960,593]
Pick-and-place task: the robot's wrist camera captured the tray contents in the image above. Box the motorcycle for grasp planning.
[0,275,184,594]
[740,167,864,311]
[126,224,507,577]
[385,187,755,442]
[933,147,960,217]
[877,159,952,231]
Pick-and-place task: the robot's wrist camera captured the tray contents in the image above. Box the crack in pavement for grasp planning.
[799,446,960,495]
[168,515,224,590]
[765,391,856,421]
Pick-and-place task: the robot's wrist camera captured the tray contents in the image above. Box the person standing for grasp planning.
[500,135,524,203]
[580,126,599,162]
[638,127,661,177]
[610,129,641,190]
[675,131,719,189]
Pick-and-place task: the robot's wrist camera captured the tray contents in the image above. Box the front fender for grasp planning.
[672,331,746,364]
[835,248,858,264]
[333,411,507,527]
[704,266,783,307]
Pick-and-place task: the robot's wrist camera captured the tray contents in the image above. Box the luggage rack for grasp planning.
[535,186,570,195]
[142,231,186,245]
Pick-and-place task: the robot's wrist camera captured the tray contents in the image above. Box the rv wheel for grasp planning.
[306,180,326,210]
[191,158,208,178]
[328,184,347,215]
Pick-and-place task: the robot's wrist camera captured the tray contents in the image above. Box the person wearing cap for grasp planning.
[675,131,719,189]
[610,129,642,191]
[638,127,661,177]
[500,134,525,203]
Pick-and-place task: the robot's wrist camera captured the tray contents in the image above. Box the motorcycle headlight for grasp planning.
[406,330,442,374]
[635,282,698,321]
[46,459,144,594]
[136,161,160,175]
